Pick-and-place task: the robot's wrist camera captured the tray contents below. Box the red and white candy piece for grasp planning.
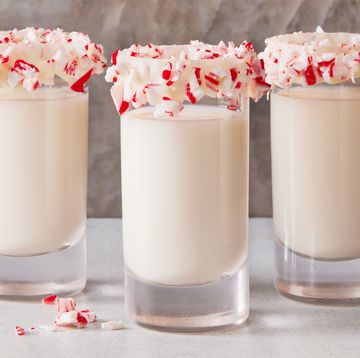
[55,297,76,314]
[78,309,97,323]
[8,59,40,92]
[15,326,26,336]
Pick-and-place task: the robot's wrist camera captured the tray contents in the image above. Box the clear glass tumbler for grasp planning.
[271,82,360,303]
[121,99,249,332]
[0,85,88,298]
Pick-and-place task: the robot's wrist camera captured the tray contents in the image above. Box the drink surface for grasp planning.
[0,86,88,256]
[121,104,249,285]
[271,85,360,259]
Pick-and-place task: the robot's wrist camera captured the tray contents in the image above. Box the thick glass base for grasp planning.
[275,239,360,304]
[0,236,86,299]
[125,264,249,333]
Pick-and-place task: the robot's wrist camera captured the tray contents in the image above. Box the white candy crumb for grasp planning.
[316,25,325,33]
[101,320,124,331]
[39,324,57,332]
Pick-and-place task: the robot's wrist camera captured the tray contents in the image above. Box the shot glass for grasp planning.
[0,28,106,298]
[262,31,360,303]
[106,41,269,331]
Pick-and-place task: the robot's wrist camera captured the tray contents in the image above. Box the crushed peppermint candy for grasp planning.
[15,296,126,336]
[105,41,269,118]
[0,27,106,92]
[260,28,360,88]
[53,298,96,328]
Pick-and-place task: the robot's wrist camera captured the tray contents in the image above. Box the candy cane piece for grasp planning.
[55,297,76,314]
[15,326,25,336]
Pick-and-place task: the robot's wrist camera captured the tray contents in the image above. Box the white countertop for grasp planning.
[1,218,359,358]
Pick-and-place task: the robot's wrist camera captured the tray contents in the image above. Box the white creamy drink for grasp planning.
[121,104,249,285]
[0,87,88,256]
[272,85,360,260]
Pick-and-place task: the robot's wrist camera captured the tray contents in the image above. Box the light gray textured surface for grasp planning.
[0,218,359,358]
[1,0,359,217]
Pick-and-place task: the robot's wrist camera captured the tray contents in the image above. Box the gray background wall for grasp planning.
[2,0,359,217]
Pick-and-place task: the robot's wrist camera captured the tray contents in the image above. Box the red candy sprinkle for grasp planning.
[161,63,172,81]
[70,68,93,93]
[42,294,58,305]
[194,67,202,85]
[15,326,25,336]
[32,81,40,91]
[0,55,9,64]
[304,64,316,86]
[111,49,120,65]
[76,312,88,325]
[230,68,238,82]
[118,100,129,114]
[243,41,254,51]
[186,83,197,104]
[255,77,271,88]
[64,59,78,76]
[204,74,219,86]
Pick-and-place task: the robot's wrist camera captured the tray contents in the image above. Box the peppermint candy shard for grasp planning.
[42,294,58,305]
[111,49,120,65]
[70,68,93,93]
[15,326,26,336]
[78,309,97,323]
[55,297,76,314]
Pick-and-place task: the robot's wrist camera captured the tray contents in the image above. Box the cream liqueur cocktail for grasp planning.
[106,40,269,331]
[0,27,106,296]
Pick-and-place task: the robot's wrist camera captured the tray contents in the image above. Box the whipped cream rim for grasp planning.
[106,41,270,118]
